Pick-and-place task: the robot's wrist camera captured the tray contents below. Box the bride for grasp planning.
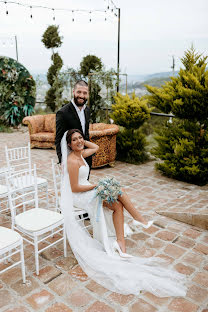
[61,129,187,297]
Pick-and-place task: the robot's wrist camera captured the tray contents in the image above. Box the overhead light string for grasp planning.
[105,10,107,21]
[52,8,55,21]
[4,1,8,14]
[30,5,32,18]
[0,1,114,18]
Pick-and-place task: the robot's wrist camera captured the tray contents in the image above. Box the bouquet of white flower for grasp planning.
[95,176,123,203]
[94,177,123,221]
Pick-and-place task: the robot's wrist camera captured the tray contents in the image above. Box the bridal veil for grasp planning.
[60,131,187,297]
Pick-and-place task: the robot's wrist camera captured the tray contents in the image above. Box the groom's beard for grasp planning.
[74,95,88,107]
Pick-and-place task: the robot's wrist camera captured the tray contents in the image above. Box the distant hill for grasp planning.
[144,71,179,80]
[135,76,171,89]
[127,71,178,84]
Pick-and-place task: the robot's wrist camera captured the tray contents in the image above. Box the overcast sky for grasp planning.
[0,0,208,75]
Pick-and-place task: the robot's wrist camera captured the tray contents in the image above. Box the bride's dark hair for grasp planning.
[66,129,84,146]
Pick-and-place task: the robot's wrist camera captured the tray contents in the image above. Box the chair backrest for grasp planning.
[6,165,38,228]
[51,159,61,212]
[5,142,32,173]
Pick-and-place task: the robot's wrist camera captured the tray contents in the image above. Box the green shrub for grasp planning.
[0,56,36,126]
[153,119,208,185]
[146,47,208,185]
[111,92,152,163]
[117,128,149,163]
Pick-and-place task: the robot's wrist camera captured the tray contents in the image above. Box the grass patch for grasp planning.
[0,121,13,133]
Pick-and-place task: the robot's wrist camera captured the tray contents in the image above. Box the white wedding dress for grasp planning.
[61,132,187,297]
[72,155,117,254]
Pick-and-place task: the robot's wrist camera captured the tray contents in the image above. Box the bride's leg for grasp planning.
[104,201,126,252]
[118,190,148,225]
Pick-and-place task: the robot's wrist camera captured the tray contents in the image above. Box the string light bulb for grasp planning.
[52,8,55,21]
[30,6,32,18]
[4,1,8,14]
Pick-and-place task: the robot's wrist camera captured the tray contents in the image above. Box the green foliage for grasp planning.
[116,128,148,164]
[55,56,116,120]
[146,47,208,121]
[152,119,208,185]
[47,53,63,85]
[89,80,103,123]
[111,92,152,129]
[79,55,116,123]
[0,56,36,126]
[111,92,152,163]
[146,47,208,185]
[0,120,13,132]
[42,25,63,112]
[80,55,102,77]
[41,25,63,49]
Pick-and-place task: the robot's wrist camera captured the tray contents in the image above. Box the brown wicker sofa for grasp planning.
[23,114,56,149]
[23,115,119,168]
[89,123,119,168]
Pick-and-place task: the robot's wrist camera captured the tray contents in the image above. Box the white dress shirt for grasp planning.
[71,99,86,135]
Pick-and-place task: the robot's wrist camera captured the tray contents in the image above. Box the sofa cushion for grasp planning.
[30,115,45,133]
[31,132,55,142]
[44,114,56,133]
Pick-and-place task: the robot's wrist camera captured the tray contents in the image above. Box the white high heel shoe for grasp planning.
[132,220,154,229]
[112,241,133,258]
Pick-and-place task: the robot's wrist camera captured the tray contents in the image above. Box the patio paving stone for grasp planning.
[0,128,208,311]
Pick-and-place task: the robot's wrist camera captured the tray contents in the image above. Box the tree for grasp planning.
[146,47,208,185]
[42,25,63,111]
[79,55,116,123]
[80,55,102,77]
[111,92,152,163]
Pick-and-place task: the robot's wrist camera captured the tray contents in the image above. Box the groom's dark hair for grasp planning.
[74,80,88,90]
[66,129,84,146]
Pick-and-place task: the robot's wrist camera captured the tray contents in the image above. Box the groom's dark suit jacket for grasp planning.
[55,101,91,166]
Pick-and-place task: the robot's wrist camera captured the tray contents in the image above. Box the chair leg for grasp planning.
[63,225,67,257]
[34,236,39,275]
[20,241,26,283]
[45,184,49,209]
[8,250,12,262]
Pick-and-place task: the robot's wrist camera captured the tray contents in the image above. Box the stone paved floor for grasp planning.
[0,128,208,312]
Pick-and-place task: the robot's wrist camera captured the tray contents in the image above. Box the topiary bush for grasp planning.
[0,56,36,126]
[42,25,63,112]
[146,47,208,185]
[111,92,152,163]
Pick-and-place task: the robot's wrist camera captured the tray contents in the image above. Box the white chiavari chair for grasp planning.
[5,142,48,208]
[51,159,91,229]
[7,165,66,275]
[0,226,26,283]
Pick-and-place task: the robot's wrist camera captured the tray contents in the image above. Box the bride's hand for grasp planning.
[90,184,97,189]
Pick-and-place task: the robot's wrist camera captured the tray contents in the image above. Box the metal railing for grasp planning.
[34,101,175,119]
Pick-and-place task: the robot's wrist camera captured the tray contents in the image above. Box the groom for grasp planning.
[55,80,92,168]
